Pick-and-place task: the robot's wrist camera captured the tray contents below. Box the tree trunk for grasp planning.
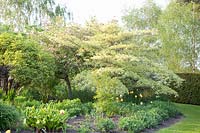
[4,77,8,95]
[64,75,72,99]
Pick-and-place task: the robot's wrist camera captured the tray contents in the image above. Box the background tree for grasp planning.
[158,2,200,72]
[122,0,162,30]
[122,0,161,61]
[0,0,71,31]
[176,0,200,3]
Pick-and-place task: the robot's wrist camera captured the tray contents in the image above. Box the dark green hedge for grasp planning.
[171,73,200,105]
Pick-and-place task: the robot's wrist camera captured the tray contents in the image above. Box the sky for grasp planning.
[57,0,171,24]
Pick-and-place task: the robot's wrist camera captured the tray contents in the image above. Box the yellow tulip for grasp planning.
[5,130,11,133]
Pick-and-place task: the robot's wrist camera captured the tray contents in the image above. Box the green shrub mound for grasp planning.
[171,73,200,105]
[14,96,42,109]
[52,99,93,117]
[96,118,115,132]
[24,99,93,131]
[118,101,179,132]
[25,104,68,132]
[0,103,20,131]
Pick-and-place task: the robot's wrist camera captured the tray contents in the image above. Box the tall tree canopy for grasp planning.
[158,2,200,72]
[30,19,182,103]
[72,20,182,106]
[122,0,161,30]
[0,0,70,31]
[176,0,200,3]
[34,21,89,99]
[0,33,56,101]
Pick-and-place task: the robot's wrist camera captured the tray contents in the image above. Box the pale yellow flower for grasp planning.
[130,91,134,94]
[5,130,11,133]
[60,110,65,115]
[36,120,40,124]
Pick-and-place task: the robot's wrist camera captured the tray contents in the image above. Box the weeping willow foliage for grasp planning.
[158,2,200,72]
[0,0,69,31]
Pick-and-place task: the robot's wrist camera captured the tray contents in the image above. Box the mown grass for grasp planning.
[157,103,200,133]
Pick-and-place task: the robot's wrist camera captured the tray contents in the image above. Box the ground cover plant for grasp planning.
[118,101,179,132]
[25,103,69,132]
[0,98,181,132]
[0,102,21,131]
[66,101,179,132]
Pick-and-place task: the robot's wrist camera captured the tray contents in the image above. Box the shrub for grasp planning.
[22,100,42,108]
[115,102,144,115]
[24,103,68,132]
[171,73,200,105]
[93,73,128,115]
[14,97,41,109]
[77,123,91,133]
[81,102,94,115]
[21,89,43,101]
[53,81,68,100]
[24,99,93,132]
[118,111,160,132]
[72,71,96,103]
[96,118,115,132]
[149,101,179,117]
[14,96,27,103]
[118,101,179,132]
[118,116,144,132]
[0,89,3,98]
[0,103,20,130]
[47,99,93,117]
[0,33,56,103]
[72,89,95,103]
[53,99,83,117]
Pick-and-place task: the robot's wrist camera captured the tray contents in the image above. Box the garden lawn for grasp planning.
[158,103,200,133]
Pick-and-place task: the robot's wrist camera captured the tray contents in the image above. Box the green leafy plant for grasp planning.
[81,102,94,115]
[118,116,144,132]
[24,103,68,132]
[77,123,91,133]
[14,96,42,109]
[53,99,84,117]
[0,33,56,102]
[96,118,115,132]
[92,73,128,116]
[0,103,21,130]
[118,101,179,132]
